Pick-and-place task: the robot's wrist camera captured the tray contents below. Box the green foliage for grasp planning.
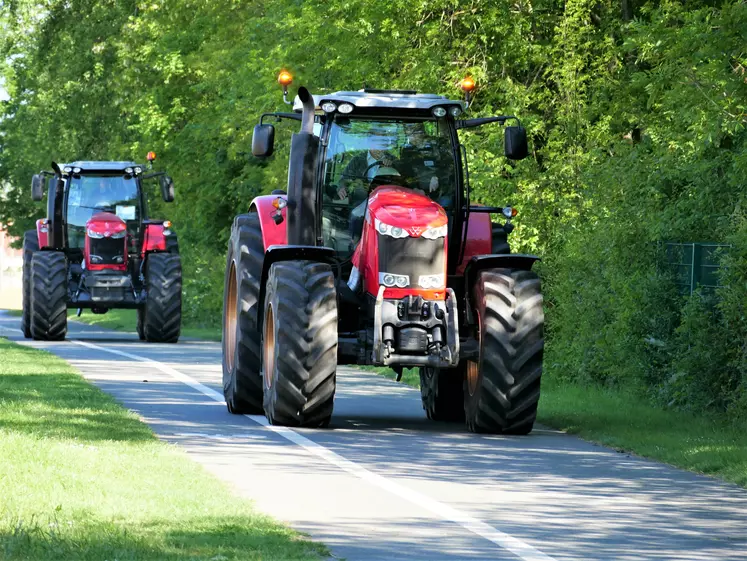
[1,0,746,423]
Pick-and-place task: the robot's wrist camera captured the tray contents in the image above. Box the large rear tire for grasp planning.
[143,252,182,343]
[136,308,146,341]
[464,269,543,435]
[21,230,39,338]
[30,251,68,341]
[222,214,264,414]
[492,223,510,254]
[262,261,338,427]
[419,366,465,422]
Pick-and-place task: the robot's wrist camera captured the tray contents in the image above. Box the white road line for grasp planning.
[71,338,557,561]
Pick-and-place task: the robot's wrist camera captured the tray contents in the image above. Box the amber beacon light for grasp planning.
[459,76,476,107]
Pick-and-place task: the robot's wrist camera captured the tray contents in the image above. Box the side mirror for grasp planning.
[159,175,175,202]
[504,126,528,161]
[31,174,44,201]
[252,124,275,157]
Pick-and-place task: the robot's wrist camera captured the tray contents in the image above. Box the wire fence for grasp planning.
[663,242,731,295]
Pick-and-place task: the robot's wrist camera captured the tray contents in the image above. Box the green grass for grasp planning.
[381,366,747,488]
[0,337,326,560]
[69,309,222,341]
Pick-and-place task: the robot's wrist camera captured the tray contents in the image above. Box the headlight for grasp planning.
[379,272,409,288]
[63,166,72,173]
[431,106,447,118]
[134,166,142,174]
[87,229,104,239]
[375,218,409,239]
[419,274,445,289]
[321,101,337,113]
[421,224,447,239]
[448,106,462,117]
[110,230,126,239]
[338,103,354,114]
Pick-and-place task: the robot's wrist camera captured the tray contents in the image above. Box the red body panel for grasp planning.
[85,212,128,272]
[142,223,167,255]
[36,219,49,248]
[251,194,288,250]
[456,213,492,274]
[353,186,449,300]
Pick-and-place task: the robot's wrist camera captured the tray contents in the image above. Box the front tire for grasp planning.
[21,230,39,338]
[419,366,465,422]
[222,214,264,414]
[464,269,544,434]
[262,261,338,427]
[143,252,182,343]
[30,251,68,341]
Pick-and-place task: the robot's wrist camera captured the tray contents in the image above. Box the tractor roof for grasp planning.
[292,90,466,113]
[60,161,139,173]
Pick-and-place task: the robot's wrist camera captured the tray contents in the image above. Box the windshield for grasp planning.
[321,117,455,255]
[65,175,140,250]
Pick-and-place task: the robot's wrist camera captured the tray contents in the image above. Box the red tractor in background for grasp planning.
[222,74,543,434]
[22,156,182,342]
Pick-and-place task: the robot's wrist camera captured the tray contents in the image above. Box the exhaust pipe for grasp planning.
[286,86,318,246]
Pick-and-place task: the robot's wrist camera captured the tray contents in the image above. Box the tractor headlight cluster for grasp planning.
[379,272,409,288]
[418,274,445,289]
[420,224,448,239]
[87,229,126,239]
[375,218,409,239]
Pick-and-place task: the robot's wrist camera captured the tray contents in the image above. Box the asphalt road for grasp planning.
[2,311,746,561]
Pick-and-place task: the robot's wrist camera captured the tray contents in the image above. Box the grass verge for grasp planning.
[68,309,221,341]
[0,337,326,560]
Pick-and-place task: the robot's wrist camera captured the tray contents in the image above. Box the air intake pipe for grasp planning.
[286,87,318,246]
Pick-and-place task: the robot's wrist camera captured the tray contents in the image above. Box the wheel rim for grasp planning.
[263,303,275,389]
[467,312,481,396]
[225,261,237,373]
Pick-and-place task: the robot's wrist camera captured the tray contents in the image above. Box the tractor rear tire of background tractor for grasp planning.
[142,252,182,343]
[29,251,68,341]
[464,269,544,434]
[262,260,338,428]
[222,214,265,414]
[492,223,510,254]
[419,366,465,422]
[136,308,146,341]
[21,229,39,338]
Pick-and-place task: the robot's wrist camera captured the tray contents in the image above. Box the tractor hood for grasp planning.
[367,186,447,234]
[85,212,127,235]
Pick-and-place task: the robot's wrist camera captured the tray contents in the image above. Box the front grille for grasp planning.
[89,236,126,265]
[378,234,445,284]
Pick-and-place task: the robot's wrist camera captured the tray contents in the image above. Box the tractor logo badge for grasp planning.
[104,231,111,237]
[409,226,422,236]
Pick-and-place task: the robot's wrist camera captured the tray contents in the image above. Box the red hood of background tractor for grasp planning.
[86,212,126,234]
[367,186,447,233]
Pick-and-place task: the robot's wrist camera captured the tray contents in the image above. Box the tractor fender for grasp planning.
[463,254,541,326]
[250,195,288,250]
[142,223,167,256]
[36,219,50,248]
[456,213,492,274]
[256,245,336,332]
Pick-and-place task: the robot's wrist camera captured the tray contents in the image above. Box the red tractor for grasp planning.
[22,156,182,342]
[222,74,543,434]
